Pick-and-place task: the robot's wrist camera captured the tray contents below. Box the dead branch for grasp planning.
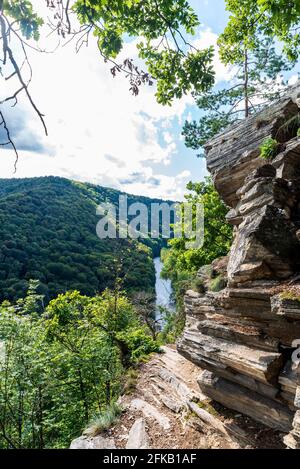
[0,110,19,172]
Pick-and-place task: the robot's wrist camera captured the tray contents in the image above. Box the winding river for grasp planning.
[154,257,174,326]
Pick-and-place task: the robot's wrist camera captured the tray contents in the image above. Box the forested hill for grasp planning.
[0,177,171,303]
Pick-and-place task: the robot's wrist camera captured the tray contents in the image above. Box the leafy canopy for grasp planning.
[1,1,215,105]
[183,37,294,155]
[73,0,215,104]
[162,178,233,278]
[0,283,159,448]
[1,0,43,40]
[220,0,300,62]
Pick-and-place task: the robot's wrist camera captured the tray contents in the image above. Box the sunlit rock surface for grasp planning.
[178,83,300,447]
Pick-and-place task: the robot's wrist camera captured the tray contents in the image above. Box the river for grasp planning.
[154,257,174,326]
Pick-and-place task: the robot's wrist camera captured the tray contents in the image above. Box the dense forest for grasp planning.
[0,177,171,303]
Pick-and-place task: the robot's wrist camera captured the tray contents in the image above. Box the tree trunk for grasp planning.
[105,380,111,406]
[77,368,89,422]
[244,48,249,118]
[37,386,44,449]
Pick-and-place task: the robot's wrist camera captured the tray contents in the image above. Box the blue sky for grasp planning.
[0,1,298,200]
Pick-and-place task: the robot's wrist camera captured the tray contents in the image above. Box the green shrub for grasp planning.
[123,368,139,395]
[117,328,160,362]
[259,138,279,159]
[85,402,122,436]
[191,277,205,293]
[297,128,300,137]
[210,275,227,292]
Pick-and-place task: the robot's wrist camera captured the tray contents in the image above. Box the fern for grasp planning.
[259,138,279,160]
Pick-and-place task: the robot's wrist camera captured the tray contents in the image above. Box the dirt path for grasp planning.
[71,346,285,449]
[107,346,285,449]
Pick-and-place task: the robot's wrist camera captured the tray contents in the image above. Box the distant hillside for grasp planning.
[0,177,172,303]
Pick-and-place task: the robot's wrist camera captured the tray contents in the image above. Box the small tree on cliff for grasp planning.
[220,0,300,63]
[183,35,295,156]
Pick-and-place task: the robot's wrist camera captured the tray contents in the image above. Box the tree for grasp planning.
[183,15,295,156]
[220,0,300,62]
[159,178,232,339]
[132,291,159,340]
[0,177,161,304]
[0,284,159,448]
[162,178,233,278]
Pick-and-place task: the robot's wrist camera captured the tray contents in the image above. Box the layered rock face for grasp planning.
[178,84,300,444]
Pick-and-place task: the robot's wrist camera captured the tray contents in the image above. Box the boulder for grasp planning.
[70,435,116,449]
[178,330,283,384]
[126,418,149,449]
[198,371,293,433]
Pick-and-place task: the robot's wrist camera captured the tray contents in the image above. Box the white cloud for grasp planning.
[289,75,299,86]
[192,28,236,84]
[0,35,194,199]
[1,9,220,200]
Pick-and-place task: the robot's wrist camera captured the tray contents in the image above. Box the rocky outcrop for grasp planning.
[178,83,300,446]
[204,84,300,208]
[284,387,300,449]
[70,435,116,449]
[126,418,149,449]
[70,347,285,449]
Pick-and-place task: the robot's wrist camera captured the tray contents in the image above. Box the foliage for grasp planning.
[0,0,216,109]
[73,0,215,104]
[259,138,279,160]
[183,34,294,155]
[123,368,139,395]
[209,275,227,292]
[279,290,300,302]
[162,178,232,278]
[116,328,160,363]
[85,402,122,436]
[131,291,161,340]
[220,0,300,62]
[158,304,185,343]
[1,0,43,40]
[0,284,157,448]
[0,176,173,303]
[160,178,232,338]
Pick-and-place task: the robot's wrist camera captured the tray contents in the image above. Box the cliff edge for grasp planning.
[178,83,300,449]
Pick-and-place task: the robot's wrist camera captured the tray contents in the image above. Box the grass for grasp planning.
[123,368,139,395]
[279,291,300,302]
[210,275,227,292]
[190,277,205,294]
[196,400,220,417]
[85,402,122,436]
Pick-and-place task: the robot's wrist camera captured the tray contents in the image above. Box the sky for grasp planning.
[0,1,298,201]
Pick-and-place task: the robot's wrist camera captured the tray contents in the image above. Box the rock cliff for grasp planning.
[178,83,300,447]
